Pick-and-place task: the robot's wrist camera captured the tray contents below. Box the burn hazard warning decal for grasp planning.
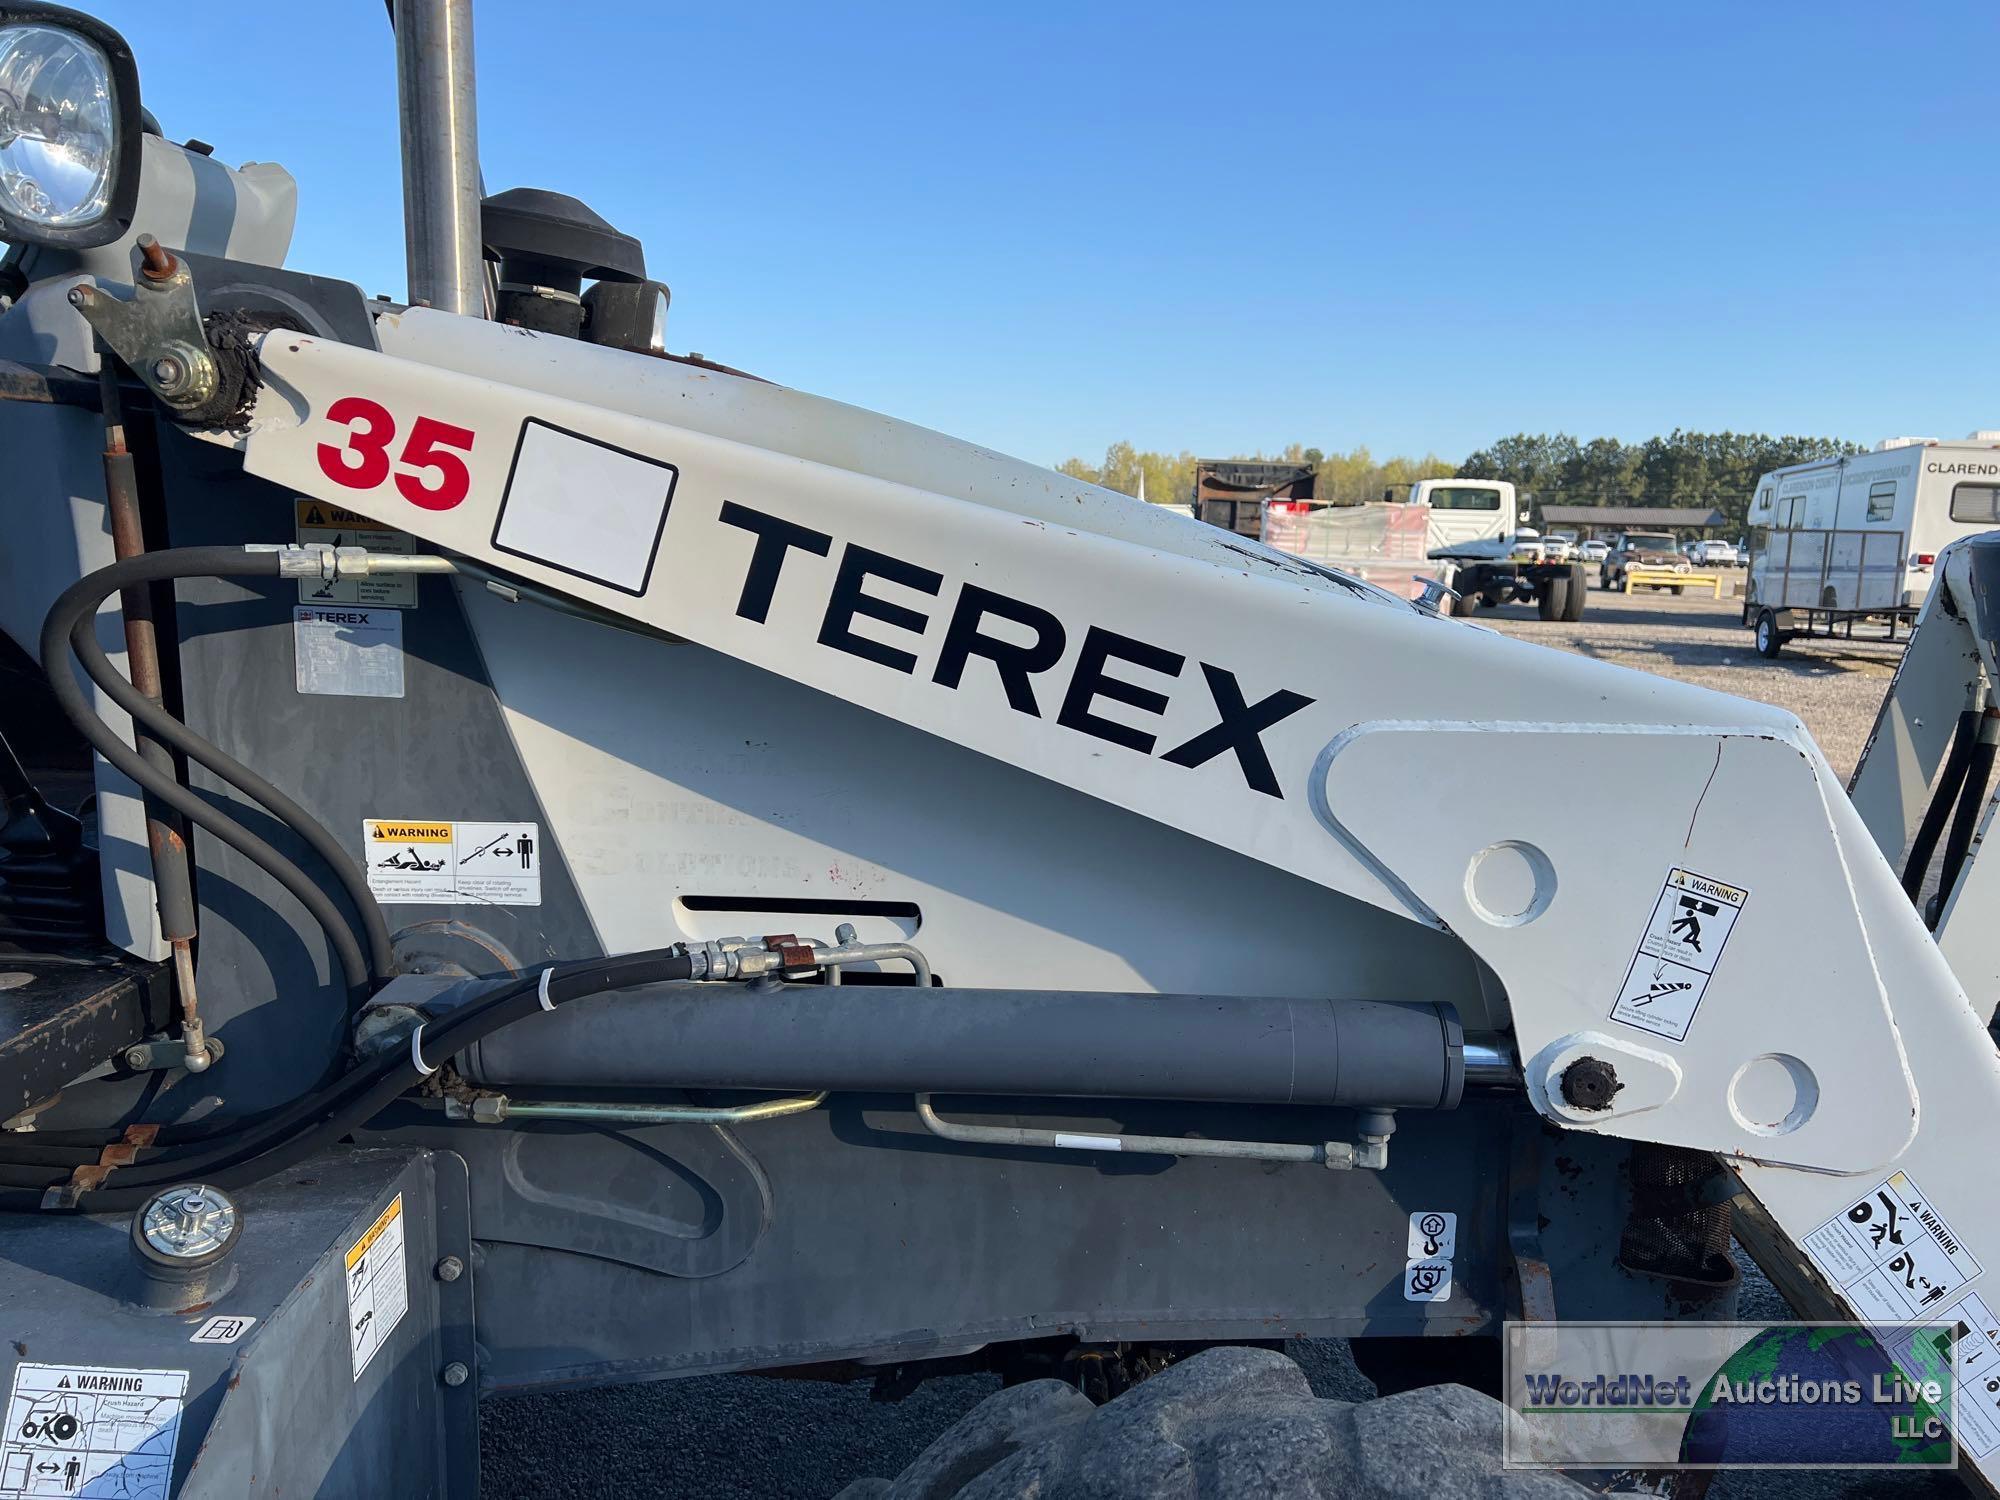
[1608,867,1748,1043]
[0,1363,186,1498]
[363,819,541,906]
[294,499,420,609]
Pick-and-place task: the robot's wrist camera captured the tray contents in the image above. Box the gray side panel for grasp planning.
[368,1097,1687,1391]
[0,1150,465,1500]
[157,431,604,1110]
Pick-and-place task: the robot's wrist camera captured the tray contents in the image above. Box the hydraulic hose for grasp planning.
[0,946,698,1211]
[1931,708,2000,930]
[40,547,371,990]
[66,587,396,979]
[1902,703,1979,901]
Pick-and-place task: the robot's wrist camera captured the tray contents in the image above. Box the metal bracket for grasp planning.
[40,1123,162,1209]
[121,1036,226,1073]
[1412,575,1460,616]
[67,236,219,413]
[430,1151,479,1491]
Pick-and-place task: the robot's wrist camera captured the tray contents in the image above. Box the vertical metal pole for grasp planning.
[395,0,485,317]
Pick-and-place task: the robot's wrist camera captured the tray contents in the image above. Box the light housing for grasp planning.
[0,5,141,249]
[583,278,670,356]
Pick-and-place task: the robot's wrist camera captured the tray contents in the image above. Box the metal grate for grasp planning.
[1618,1143,1736,1287]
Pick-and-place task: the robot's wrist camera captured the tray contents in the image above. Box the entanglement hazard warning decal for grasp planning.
[363,818,541,906]
[1608,867,1748,1043]
[0,1363,186,1499]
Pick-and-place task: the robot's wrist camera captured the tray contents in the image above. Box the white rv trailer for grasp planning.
[1743,433,2000,656]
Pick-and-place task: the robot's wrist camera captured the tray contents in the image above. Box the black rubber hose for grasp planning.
[68,594,396,978]
[39,547,371,990]
[1902,706,1978,901]
[1931,718,1998,930]
[0,948,698,1210]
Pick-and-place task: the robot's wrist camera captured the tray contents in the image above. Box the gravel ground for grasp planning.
[483,583,1948,1499]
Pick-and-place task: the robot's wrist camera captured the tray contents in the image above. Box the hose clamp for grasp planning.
[410,1023,437,1077]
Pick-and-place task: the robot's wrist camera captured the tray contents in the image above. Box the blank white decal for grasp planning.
[493,419,677,595]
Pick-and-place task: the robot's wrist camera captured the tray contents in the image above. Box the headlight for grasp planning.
[0,6,141,248]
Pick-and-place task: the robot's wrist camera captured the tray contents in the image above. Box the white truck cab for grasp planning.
[1402,477,1518,551]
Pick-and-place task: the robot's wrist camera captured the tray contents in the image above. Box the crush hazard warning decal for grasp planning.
[0,1363,186,1498]
[363,819,541,906]
[1803,1171,1982,1327]
[1608,867,1748,1043]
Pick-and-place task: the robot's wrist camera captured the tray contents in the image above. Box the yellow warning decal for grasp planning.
[296,500,384,528]
[1666,868,1748,909]
[345,1193,404,1272]
[367,820,451,842]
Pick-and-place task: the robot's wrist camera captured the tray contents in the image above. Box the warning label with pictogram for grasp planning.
[345,1194,409,1382]
[1802,1170,1981,1327]
[363,819,541,906]
[1609,867,1749,1043]
[0,1363,186,1498]
[294,498,421,609]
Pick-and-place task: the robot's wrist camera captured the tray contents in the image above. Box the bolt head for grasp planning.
[150,354,185,388]
[441,1361,470,1387]
[139,1184,239,1261]
[1558,1056,1624,1112]
[434,1255,465,1283]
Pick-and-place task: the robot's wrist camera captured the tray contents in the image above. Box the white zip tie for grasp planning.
[410,1023,436,1077]
[538,965,557,1012]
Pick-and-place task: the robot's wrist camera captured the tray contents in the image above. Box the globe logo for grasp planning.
[1680,1325,1953,1467]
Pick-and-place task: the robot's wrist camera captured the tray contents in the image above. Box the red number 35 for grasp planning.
[315,396,476,512]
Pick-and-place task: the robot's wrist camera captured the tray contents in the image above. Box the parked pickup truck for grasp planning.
[1600,532,1689,592]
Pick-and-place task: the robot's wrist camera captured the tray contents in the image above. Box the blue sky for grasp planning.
[95,0,1999,468]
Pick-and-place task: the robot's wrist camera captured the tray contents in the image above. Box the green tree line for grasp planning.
[1056,442,1458,508]
[1057,430,1862,528]
[1459,430,1863,529]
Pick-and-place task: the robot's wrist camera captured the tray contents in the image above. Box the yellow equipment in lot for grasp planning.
[1623,567,1724,598]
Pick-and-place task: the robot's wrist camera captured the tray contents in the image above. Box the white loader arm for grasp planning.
[240,328,2000,1471]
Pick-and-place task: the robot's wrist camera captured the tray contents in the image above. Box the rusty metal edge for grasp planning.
[0,359,102,411]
